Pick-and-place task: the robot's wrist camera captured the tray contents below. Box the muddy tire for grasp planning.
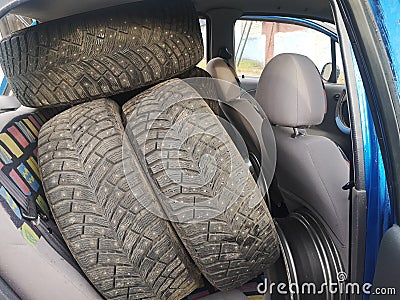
[0,0,203,108]
[38,99,201,299]
[122,79,280,291]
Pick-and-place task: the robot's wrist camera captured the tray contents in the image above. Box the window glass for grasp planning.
[336,42,346,84]
[234,20,340,80]
[197,18,207,70]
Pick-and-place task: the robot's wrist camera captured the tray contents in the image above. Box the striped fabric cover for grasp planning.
[0,109,61,246]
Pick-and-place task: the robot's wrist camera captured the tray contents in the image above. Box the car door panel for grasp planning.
[240,77,258,98]
[371,225,400,299]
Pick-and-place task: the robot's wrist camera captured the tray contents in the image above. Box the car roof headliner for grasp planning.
[194,0,332,22]
[2,0,333,23]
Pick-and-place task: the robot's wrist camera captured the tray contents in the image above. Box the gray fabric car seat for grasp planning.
[206,57,277,193]
[256,53,350,264]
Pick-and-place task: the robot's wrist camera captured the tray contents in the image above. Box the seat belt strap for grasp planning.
[224,61,241,87]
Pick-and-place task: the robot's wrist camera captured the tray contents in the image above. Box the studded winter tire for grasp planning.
[122,79,280,291]
[0,0,203,107]
[38,99,201,299]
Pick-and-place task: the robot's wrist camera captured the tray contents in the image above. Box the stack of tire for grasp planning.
[0,0,280,299]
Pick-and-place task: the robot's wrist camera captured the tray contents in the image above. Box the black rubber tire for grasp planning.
[38,99,201,299]
[0,0,203,108]
[122,79,280,291]
[111,67,221,116]
[178,67,220,116]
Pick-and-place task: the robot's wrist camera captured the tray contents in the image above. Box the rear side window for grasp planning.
[197,18,207,70]
[234,20,344,83]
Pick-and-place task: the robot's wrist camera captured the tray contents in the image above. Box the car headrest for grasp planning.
[255,53,325,128]
[206,57,240,101]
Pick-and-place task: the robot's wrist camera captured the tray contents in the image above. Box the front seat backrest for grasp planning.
[206,57,277,190]
[256,53,349,264]
[206,57,241,101]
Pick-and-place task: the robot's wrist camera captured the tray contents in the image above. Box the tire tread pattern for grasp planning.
[38,99,201,300]
[122,79,280,291]
[0,0,203,107]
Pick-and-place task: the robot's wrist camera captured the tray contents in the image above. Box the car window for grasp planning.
[234,20,345,83]
[197,18,207,70]
[336,42,345,84]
